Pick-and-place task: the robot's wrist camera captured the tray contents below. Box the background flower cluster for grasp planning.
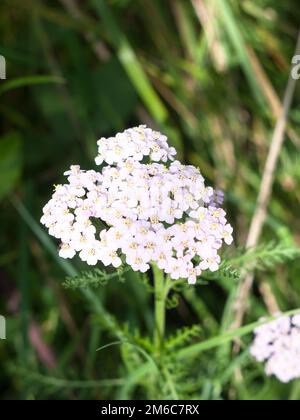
[251,315,300,383]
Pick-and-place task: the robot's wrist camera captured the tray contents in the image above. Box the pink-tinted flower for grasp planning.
[251,314,300,383]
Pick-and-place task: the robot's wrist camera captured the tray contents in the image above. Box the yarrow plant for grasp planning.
[251,314,300,383]
[39,125,300,397]
[41,126,233,285]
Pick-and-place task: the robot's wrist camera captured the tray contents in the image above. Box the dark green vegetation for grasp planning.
[0,0,300,400]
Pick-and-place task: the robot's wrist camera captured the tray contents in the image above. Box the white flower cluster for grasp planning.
[95,125,176,165]
[41,125,233,284]
[251,314,300,383]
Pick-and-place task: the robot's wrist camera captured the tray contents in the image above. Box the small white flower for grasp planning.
[79,242,100,266]
[59,243,76,259]
[251,314,300,383]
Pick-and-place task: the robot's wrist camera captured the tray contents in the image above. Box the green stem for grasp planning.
[152,268,179,399]
[162,366,179,400]
[152,264,166,351]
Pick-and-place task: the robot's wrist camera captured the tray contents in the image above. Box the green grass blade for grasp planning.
[92,0,168,124]
[12,198,108,315]
[216,0,266,109]
[13,197,77,277]
[18,199,30,366]
[12,369,124,389]
[176,308,300,359]
[0,75,65,95]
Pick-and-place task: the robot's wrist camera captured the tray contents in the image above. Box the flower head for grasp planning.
[41,125,233,284]
[95,126,176,166]
[251,314,300,383]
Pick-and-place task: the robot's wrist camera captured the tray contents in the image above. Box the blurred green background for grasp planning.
[0,0,300,400]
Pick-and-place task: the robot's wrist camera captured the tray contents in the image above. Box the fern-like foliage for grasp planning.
[197,241,299,288]
[158,355,199,400]
[63,267,127,289]
[166,293,180,309]
[118,324,153,353]
[165,324,202,351]
[233,241,300,272]
[202,264,241,282]
[138,273,154,293]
